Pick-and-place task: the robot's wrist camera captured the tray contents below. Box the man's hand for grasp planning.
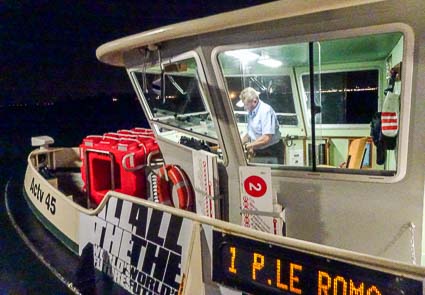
[245,134,272,151]
[244,143,255,160]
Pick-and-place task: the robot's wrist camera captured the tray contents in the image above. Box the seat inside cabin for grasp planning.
[345,137,368,169]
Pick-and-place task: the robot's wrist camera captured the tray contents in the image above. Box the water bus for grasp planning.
[23,0,425,294]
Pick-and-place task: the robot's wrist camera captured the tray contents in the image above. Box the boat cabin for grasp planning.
[130,32,403,172]
[96,0,425,266]
[20,1,425,294]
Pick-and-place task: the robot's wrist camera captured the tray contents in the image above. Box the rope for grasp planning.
[376,221,416,265]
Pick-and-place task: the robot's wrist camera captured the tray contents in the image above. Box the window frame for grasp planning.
[128,50,227,162]
[296,62,384,132]
[211,23,414,183]
[225,73,303,128]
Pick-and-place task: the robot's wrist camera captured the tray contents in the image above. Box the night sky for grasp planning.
[1,1,273,105]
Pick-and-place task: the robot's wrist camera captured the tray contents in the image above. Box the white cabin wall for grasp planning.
[270,0,425,264]
[214,0,425,264]
[274,176,423,262]
[415,59,425,264]
[423,179,425,264]
[156,138,195,180]
[121,0,425,265]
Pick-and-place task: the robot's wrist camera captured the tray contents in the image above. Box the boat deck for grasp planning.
[55,170,87,207]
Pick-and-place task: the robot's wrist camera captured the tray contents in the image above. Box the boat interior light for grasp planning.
[225,49,259,63]
[257,58,282,68]
[257,52,282,68]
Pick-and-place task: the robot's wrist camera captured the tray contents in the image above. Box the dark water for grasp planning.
[0,164,73,294]
[0,94,148,165]
[0,94,148,293]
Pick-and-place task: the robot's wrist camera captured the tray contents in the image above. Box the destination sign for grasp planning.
[212,231,423,295]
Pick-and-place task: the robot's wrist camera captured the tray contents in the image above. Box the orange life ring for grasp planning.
[156,164,194,210]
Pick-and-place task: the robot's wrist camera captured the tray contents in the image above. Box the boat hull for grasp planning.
[23,156,81,254]
[22,147,425,294]
[22,182,79,254]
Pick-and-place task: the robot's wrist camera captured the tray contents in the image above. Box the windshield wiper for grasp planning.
[249,76,267,92]
[167,76,186,95]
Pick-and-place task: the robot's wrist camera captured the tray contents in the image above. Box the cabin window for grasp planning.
[226,75,298,126]
[130,54,222,159]
[301,70,379,125]
[216,30,406,179]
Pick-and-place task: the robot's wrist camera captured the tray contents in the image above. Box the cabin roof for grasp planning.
[96,0,384,67]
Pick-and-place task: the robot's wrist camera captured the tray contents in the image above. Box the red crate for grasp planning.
[80,129,159,206]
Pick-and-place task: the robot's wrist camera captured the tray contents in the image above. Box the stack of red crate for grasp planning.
[79,128,159,205]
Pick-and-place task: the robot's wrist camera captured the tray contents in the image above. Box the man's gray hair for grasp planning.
[239,87,259,103]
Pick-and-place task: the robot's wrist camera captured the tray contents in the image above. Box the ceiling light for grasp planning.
[258,57,282,68]
[225,50,259,63]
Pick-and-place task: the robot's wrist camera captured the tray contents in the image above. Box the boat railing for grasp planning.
[121,149,163,172]
[101,190,425,280]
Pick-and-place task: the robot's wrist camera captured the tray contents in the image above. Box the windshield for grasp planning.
[133,58,216,138]
[132,56,222,158]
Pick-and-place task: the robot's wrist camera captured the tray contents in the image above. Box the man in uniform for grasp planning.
[240,87,284,164]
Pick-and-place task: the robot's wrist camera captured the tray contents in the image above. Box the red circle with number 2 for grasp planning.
[244,175,267,198]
